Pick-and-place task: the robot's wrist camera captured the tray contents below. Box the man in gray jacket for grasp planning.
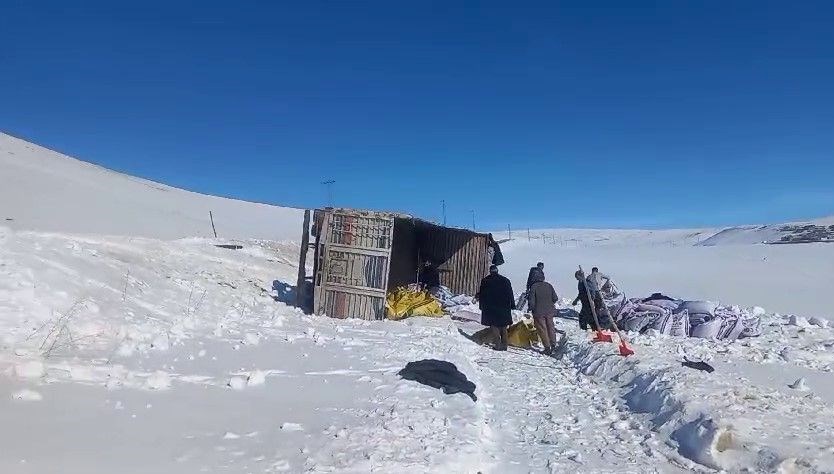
[527,273,559,355]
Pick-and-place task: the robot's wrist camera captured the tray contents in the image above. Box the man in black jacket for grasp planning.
[526,262,545,290]
[418,260,441,291]
[477,265,515,351]
[572,270,597,331]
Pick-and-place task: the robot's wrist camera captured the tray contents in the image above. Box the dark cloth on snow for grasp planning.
[526,267,545,290]
[398,359,477,401]
[682,359,715,373]
[418,265,440,289]
[527,280,558,318]
[477,273,515,327]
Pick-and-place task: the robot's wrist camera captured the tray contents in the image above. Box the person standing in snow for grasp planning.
[527,272,559,354]
[476,265,515,351]
[418,260,440,292]
[587,267,611,295]
[583,267,613,329]
[572,270,597,331]
[526,262,545,290]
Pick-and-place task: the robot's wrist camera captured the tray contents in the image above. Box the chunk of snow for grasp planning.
[244,333,260,346]
[144,371,172,390]
[14,360,45,379]
[809,317,830,329]
[227,377,247,391]
[788,378,809,391]
[788,315,811,327]
[11,389,42,401]
[280,422,304,432]
[151,334,169,351]
[247,370,266,387]
[117,342,136,357]
[222,432,240,440]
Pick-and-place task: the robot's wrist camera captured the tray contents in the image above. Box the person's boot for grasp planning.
[498,327,509,351]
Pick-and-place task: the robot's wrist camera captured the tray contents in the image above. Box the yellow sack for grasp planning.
[469,318,541,348]
[507,319,541,348]
[385,287,443,320]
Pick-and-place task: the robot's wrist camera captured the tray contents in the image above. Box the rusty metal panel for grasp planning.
[313,209,394,320]
[321,288,386,320]
[418,225,489,296]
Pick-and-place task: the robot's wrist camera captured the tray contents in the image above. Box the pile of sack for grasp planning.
[430,286,476,313]
[385,287,444,320]
[615,293,762,340]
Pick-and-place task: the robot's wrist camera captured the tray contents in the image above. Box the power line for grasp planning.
[441,200,447,226]
[321,180,335,207]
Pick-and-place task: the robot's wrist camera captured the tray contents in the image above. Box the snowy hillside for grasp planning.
[496,227,716,248]
[0,133,304,240]
[697,216,834,246]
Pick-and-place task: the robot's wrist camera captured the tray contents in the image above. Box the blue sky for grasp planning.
[2,1,833,230]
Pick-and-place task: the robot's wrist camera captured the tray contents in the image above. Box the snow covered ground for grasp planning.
[3,133,834,472]
[2,224,833,473]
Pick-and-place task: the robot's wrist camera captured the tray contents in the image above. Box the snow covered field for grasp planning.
[2,224,833,473]
[499,236,834,318]
[2,134,834,472]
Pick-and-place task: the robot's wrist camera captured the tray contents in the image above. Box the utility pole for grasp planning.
[441,200,447,226]
[321,180,335,207]
[470,210,476,231]
[507,224,511,240]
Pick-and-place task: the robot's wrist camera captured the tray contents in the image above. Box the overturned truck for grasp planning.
[296,208,503,320]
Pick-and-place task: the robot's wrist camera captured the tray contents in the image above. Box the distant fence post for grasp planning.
[209,211,218,238]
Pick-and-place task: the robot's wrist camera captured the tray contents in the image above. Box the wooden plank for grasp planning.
[295,210,311,309]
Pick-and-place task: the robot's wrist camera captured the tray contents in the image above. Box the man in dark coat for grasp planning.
[526,262,545,290]
[476,265,515,351]
[418,260,441,291]
[527,272,559,354]
[572,270,597,331]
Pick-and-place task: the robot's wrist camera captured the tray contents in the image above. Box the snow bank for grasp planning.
[567,319,834,471]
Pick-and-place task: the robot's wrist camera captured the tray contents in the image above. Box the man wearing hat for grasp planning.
[476,265,516,351]
[418,260,441,291]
